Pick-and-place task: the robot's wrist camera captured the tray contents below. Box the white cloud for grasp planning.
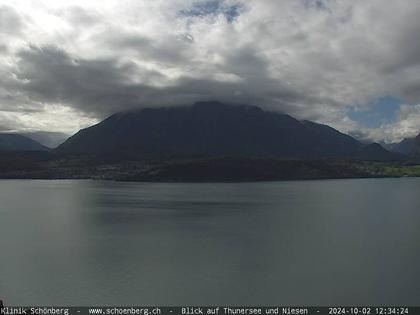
[363,105,420,143]
[0,103,97,133]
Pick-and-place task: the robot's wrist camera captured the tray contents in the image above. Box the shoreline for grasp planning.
[0,173,412,183]
[1,154,419,183]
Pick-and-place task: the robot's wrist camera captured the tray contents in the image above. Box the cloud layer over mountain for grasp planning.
[1,0,420,142]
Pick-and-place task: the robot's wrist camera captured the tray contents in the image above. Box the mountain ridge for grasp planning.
[22,131,69,148]
[56,101,401,161]
[0,134,49,151]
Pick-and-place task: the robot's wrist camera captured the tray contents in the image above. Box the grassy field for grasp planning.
[355,161,420,177]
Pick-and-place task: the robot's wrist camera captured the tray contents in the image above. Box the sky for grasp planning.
[1,0,420,143]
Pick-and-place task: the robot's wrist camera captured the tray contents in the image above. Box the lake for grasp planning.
[1,178,419,305]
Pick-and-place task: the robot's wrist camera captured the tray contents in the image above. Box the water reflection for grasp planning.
[1,179,420,305]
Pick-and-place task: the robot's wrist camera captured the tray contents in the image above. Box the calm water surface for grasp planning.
[1,178,420,305]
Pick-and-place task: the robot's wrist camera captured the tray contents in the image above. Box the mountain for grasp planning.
[0,134,49,151]
[385,137,416,155]
[22,132,69,148]
[357,143,403,160]
[56,101,399,161]
[409,133,420,158]
[386,133,420,159]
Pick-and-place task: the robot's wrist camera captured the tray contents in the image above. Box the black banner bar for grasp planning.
[0,306,417,315]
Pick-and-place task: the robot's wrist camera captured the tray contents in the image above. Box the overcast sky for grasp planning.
[1,0,420,142]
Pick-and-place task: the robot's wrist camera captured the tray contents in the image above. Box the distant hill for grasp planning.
[357,143,403,161]
[386,133,420,159]
[0,134,49,151]
[385,137,416,155]
[410,133,420,159]
[22,131,69,148]
[56,101,400,161]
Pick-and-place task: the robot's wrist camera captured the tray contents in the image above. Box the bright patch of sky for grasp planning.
[302,0,329,10]
[179,0,242,22]
[348,97,401,129]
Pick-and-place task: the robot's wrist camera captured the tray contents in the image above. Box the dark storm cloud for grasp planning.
[0,124,12,132]
[101,31,193,65]
[221,46,269,78]
[8,44,303,119]
[12,46,164,116]
[378,5,420,74]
